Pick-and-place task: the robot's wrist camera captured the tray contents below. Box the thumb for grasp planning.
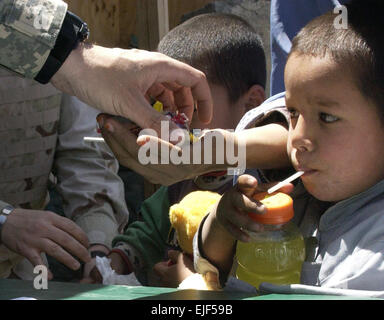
[236,174,259,198]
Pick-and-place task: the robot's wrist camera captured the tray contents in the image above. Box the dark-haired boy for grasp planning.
[195,0,384,297]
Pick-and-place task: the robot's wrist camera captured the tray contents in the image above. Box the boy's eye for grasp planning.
[319,112,339,123]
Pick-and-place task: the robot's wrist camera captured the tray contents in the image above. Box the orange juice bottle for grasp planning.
[235,192,305,289]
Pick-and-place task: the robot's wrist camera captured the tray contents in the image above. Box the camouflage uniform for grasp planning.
[0,68,129,278]
[0,0,67,78]
[0,0,130,278]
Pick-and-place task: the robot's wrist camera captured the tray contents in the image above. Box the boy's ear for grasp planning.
[244,85,265,112]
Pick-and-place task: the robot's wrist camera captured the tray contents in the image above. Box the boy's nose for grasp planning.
[290,115,315,153]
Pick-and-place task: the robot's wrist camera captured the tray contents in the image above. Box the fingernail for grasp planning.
[104,123,114,133]
[137,136,149,146]
[96,115,105,128]
[73,261,81,270]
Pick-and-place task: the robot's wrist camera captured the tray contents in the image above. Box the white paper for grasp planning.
[95,256,142,286]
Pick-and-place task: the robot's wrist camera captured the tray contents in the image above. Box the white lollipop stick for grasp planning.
[83,137,105,142]
[267,171,304,194]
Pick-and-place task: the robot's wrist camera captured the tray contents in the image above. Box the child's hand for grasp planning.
[214,174,294,242]
[83,250,133,284]
[213,174,265,242]
[109,251,132,274]
[200,174,294,275]
[153,250,195,288]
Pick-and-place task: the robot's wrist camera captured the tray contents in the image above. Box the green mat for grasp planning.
[0,279,372,300]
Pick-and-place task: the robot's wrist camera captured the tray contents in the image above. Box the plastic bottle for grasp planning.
[235,192,305,289]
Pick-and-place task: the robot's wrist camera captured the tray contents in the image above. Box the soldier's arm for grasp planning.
[0,0,67,78]
[0,0,213,131]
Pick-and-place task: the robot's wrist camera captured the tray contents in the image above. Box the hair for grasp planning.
[157,13,266,104]
[289,0,384,119]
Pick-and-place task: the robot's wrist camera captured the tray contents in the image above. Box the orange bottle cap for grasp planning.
[248,192,294,225]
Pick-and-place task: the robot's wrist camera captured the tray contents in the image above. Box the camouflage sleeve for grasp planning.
[0,0,67,78]
[53,95,130,249]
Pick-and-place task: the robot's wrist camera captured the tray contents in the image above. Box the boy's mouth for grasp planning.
[291,152,319,177]
[301,169,317,177]
[295,165,318,177]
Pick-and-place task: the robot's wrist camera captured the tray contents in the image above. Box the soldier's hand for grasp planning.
[1,209,91,279]
[51,45,213,136]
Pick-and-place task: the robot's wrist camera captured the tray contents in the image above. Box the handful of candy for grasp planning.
[126,101,194,141]
[92,101,197,143]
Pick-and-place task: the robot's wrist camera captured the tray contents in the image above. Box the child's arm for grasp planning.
[109,186,173,283]
[97,117,290,186]
[237,123,289,170]
[199,175,264,276]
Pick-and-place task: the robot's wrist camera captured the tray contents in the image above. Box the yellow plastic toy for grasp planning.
[169,190,222,290]
[169,190,221,255]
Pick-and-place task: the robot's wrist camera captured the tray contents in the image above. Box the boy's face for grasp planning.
[190,83,248,130]
[285,53,384,202]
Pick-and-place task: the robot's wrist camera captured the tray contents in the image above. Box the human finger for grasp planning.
[52,217,91,263]
[136,134,185,164]
[173,86,194,121]
[230,187,266,216]
[153,58,213,124]
[45,238,86,270]
[103,90,180,137]
[236,174,259,198]
[103,130,178,184]
[146,83,176,111]
[100,116,141,157]
[218,191,264,236]
[100,115,182,171]
[223,218,252,243]
[162,83,194,121]
[126,94,181,136]
[22,249,53,280]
